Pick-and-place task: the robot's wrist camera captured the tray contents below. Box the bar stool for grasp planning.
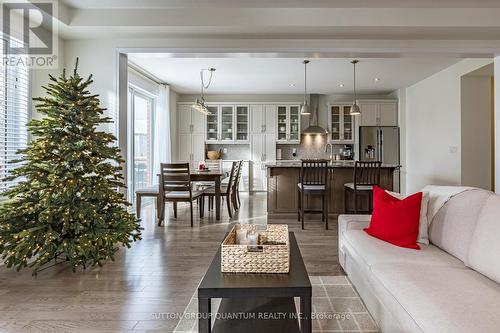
[297,159,329,230]
[344,161,381,214]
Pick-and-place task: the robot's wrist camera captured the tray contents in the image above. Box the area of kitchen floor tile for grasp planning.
[173,275,379,333]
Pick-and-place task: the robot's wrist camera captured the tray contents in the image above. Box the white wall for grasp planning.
[389,88,407,193]
[495,56,500,194]
[461,75,492,190]
[30,37,65,120]
[169,89,179,160]
[405,59,491,193]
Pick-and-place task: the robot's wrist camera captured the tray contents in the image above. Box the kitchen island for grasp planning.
[266,161,399,218]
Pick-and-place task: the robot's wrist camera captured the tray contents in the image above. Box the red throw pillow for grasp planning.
[364,186,423,250]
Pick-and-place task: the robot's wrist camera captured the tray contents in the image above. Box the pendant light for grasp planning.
[300,60,310,115]
[192,68,216,115]
[350,60,361,115]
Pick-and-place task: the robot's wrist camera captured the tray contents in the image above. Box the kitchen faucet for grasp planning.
[324,143,334,161]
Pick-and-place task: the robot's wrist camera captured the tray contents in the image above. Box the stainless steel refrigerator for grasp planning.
[359,126,400,190]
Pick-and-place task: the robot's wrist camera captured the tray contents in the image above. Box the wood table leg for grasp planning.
[215,177,221,220]
[157,194,164,226]
[198,297,211,333]
[300,295,312,333]
[136,194,141,218]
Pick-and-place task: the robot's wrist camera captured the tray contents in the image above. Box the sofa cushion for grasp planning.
[388,190,430,245]
[365,186,423,250]
[342,230,464,278]
[467,194,500,284]
[428,189,491,262]
[370,263,500,333]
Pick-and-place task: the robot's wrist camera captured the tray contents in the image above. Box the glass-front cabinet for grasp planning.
[235,105,249,141]
[330,106,341,141]
[289,106,300,141]
[277,106,287,141]
[205,104,249,143]
[342,105,354,141]
[205,105,219,142]
[276,104,301,143]
[329,104,355,143]
[220,106,234,141]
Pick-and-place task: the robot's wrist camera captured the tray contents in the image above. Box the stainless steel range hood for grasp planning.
[302,94,327,135]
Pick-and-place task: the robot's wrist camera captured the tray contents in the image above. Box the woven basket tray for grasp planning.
[221,224,289,274]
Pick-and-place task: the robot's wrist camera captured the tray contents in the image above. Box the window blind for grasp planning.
[0,38,29,192]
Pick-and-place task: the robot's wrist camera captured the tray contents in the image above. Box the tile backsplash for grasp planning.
[277,143,354,160]
[206,144,250,160]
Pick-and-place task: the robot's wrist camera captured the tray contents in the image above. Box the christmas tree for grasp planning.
[0,59,142,274]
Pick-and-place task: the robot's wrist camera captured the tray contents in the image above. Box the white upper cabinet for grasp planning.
[205,104,249,143]
[191,106,205,133]
[178,104,205,134]
[250,105,264,133]
[359,101,398,126]
[264,105,277,133]
[205,105,219,142]
[220,105,235,142]
[250,104,276,134]
[328,104,355,143]
[358,103,378,126]
[378,103,398,126]
[276,104,301,143]
[235,105,249,141]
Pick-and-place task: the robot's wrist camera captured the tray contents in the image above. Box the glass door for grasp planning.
[221,106,234,141]
[289,106,300,141]
[128,88,155,201]
[277,106,287,141]
[330,106,341,141]
[206,105,219,141]
[236,105,249,141]
[343,106,354,142]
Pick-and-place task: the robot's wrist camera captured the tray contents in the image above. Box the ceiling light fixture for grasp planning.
[339,83,345,87]
[350,60,361,116]
[192,68,216,115]
[300,60,311,115]
[374,78,381,82]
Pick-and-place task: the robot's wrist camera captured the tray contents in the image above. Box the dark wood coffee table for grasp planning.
[198,232,312,333]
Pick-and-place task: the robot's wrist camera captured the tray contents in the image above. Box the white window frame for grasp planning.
[127,84,157,202]
[0,37,30,193]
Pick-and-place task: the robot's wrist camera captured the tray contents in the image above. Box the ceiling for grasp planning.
[127,55,459,95]
[63,0,500,9]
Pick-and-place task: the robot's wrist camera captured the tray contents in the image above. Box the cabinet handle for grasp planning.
[263,124,266,133]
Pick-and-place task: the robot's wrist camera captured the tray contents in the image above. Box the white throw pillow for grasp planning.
[386,190,430,245]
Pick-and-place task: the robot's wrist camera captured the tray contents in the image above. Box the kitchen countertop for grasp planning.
[265,160,400,168]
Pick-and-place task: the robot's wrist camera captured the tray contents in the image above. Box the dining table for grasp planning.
[189,169,228,221]
[154,169,228,221]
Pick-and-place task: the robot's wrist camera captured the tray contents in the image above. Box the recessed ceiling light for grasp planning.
[374,78,381,82]
[289,83,296,87]
[339,83,345,87]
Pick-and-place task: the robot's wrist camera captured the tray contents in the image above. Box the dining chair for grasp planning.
[195,160,222,190]
[157,163,204,227]
[232,160,243,210]
[297,159,330,230]
[203,161,238,218]
[344,161,382,213]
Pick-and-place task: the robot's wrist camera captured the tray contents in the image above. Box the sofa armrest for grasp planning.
[338,214,371,235]
[338,215,371,270]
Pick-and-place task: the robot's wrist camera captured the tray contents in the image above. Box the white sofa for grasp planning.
[338,188,500,333]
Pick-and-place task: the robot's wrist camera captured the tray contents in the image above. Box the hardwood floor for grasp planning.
[0,192,343,332]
